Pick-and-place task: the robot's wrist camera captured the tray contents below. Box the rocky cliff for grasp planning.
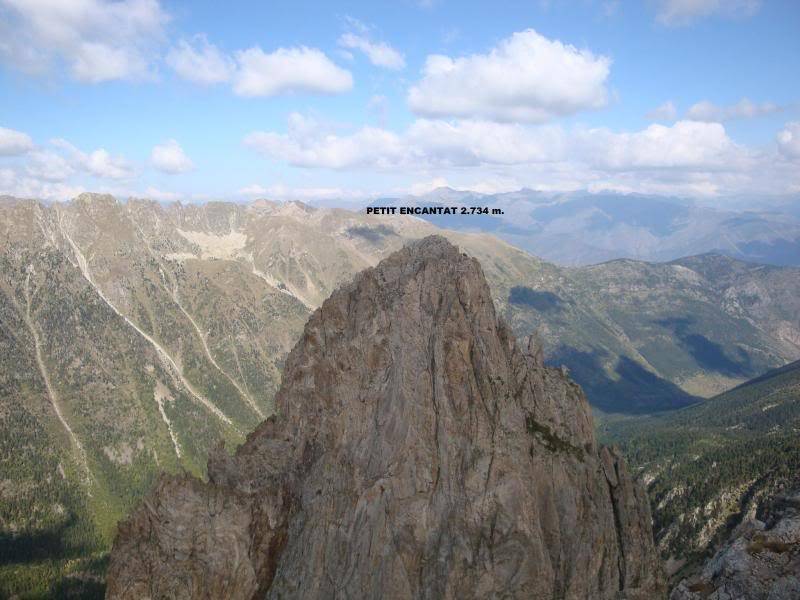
[671,490,800,599]
[105,236,664,599]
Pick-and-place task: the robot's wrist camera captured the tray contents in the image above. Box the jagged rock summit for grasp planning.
[106,235,664,599]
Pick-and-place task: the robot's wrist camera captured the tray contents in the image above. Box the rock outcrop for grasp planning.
[106,236,664,599]
[671,491,800,600]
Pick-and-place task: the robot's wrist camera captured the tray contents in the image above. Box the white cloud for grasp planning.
[25,150,75,181]
[0,167,86,201]
[143,186,182,201]
[338,32,405,70]
[0,126,34,155]
[656,0,761,26]
[686,98,781,122]
[244,113,567,170]
[151,139,194,174]
[777,122,800,160]
[244,113,406,169]
[233,46,352,97]
[165,36,352,97]
[405,119,565,166]
[51,138,133,179]
[0,0,168,82]
[646,101,677,122]
[0,135,177,200]
[242,114,787,196]
[407,29,611,122]
[577,121,750,171]
[166,36,233,85]
[84,149,133,179]
[248,115,747,173]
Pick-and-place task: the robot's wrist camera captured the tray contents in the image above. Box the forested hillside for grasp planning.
[601,360,800,581]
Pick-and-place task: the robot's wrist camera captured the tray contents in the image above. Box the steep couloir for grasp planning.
[106,236,665,599]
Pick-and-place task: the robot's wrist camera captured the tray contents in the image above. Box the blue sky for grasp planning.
[0,0,798,203]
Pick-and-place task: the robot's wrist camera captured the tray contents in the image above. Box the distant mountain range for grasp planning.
[372,189,800,267]
[1,193,799,595]
[601,359,800,586]
[518,252,800,411]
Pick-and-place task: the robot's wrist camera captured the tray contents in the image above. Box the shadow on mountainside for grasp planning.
[508,286,565,312]
[550,346,700,414]
[0,521,78,566]
[655,317,755,378]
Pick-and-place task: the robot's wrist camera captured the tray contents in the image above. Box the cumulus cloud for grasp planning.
[0,126,34,155]
[143,186,182,201]
[241,114,784,196]
[1,136,145,200]
[777,122,800,160]
[0,167,87,201]
[165,36,352,97]
[404,120,565,166]
[151,139,194,174]
[83,149,133,178]
[233,46,352,97]
[0,133,191,200]
[166,36,233,85]
[25,150,76,181]
[576,121,750,171]
[338,33,405,70]
[244,113,569,170]
[0,0,168,82]
[656,0,761,26]
[244,113,406,169]
[407,29,611,122]
[686,98,781,122]
[49,138,133,179]
[646,101,677,122]
[244,115,751,175]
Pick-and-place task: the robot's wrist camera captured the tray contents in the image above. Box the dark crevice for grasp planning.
[603,458,626,592]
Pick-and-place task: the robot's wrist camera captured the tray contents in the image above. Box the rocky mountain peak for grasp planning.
[105,235,664,599]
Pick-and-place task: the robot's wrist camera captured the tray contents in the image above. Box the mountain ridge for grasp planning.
[1,193,798,595]
[372,189,800,267]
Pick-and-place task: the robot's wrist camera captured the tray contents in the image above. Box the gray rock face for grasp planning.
[106,236,664,599]
[671,492,800,600]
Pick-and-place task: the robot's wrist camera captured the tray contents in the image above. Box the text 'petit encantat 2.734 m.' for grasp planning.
[366,206,505,215]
